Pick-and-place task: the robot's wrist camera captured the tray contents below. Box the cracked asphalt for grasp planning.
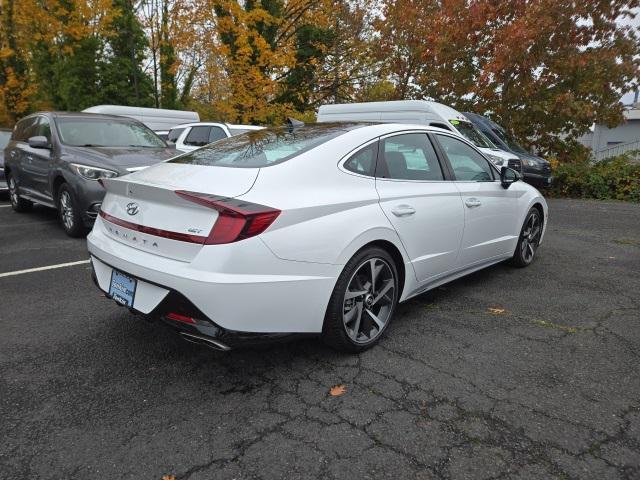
[1,198,639,480]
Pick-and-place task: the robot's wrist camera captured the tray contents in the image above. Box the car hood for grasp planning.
[63,146,178,172]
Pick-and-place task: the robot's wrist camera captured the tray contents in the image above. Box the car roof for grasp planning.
[169,122,265,130]
[20,112,144,122]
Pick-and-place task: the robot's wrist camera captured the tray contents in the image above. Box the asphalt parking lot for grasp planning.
[1,198,639,480]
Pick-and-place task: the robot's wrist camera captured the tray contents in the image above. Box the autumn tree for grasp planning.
[376,0,640,158]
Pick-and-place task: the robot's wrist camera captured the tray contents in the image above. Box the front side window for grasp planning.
[379,133,444,181]
[344,142,377,176]
[167,127,185,143]
[56,118,166,148]
[436,134,495,182]
[170,124,353,168]
[450,120,496,149]
[14,117,38,142]
[35,117,51,142]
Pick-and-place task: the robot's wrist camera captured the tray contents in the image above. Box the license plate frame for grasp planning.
[109,269,137,308]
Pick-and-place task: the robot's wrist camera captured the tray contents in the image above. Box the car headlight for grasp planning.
[486,154,504,166]
[70,163,118,180]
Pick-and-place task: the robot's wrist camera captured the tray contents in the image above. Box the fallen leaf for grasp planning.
[487,307,506,315]
[329,384,347,396]
[161,476,176,480]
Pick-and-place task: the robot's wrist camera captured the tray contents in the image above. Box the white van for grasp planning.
[82,105,200,132]
[317,100,521,170]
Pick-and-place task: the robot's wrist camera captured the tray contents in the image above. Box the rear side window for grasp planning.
[344,142,378,176]
[379,133,444,181]
[184,126,227,147]
[436,134,495,181]
[167,127,185,143]
[170,124,350,168]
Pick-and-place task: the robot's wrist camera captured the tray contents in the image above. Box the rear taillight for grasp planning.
[175,190,280,244]
[166,312,196,324]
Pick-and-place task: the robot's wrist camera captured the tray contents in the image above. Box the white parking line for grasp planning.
[0,205,12,208]
[0,259,90,278]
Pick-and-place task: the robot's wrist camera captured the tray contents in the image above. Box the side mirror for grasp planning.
[500,166,521,189]
[166,141,177,150]
[28,136,51,149]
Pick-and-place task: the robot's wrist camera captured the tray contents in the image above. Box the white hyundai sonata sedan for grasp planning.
[87,122,547,352]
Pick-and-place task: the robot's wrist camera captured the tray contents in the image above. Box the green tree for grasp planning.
[99,0,154,106]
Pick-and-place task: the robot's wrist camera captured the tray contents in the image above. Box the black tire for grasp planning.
[7,173,33,212]
[57,183,88,237]
[510,207,543,267]
[322,247,399,353]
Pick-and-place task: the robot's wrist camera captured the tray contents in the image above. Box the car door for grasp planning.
[433,133,519,267]
[27,116,54,200]
[375,132,465,283]
[9,117,39,193]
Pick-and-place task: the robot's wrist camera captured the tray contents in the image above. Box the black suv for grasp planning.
[4,112,177,236]
[464,112,552,188]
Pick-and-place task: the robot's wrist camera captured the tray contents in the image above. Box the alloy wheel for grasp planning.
[8,177,18,207]
[59,190,75,231]
[521,211,541,263]
[342,257,396,344]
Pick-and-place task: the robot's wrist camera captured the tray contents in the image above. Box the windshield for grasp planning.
[449,120,496,149]
[492,128,528,154]
[169,124,354,168]
[0,130,11,149]
[56,118,166,148]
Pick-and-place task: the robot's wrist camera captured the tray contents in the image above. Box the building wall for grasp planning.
[578,108,640,156]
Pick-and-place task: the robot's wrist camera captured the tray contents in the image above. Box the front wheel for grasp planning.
[57,183,88,237]
[7,174,33,212]
[322,247,399,353]
[511,207,543,267]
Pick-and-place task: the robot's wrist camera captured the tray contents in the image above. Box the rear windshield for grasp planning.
[450,120,496,149]
[169,124,355,168]
[56,118,167,148]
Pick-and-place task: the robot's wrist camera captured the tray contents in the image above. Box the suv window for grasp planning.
[34,117,51,142]
[184,126,227,147]
[344,142,378,176]
[379,133,444,181]
[436,134,495,181]
[13,117,38,142]
[167,127,185,143]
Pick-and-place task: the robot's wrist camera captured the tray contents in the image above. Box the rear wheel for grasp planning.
[511,207,542,267]
[57,183,88,237]
[322,247,399,353]
[7,174,32,212]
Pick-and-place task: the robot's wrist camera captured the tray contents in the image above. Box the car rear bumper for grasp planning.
[87,222,339,337]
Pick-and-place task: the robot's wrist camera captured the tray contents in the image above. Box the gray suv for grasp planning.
[4,112,177,236]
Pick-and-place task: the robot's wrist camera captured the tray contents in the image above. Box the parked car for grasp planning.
[154,131,169,141]
[4,112,177,237]
[88,122,547,353]
[317,100,523,172]
[464,112,552,188]
[82,105,199,132]
[168,122,265,153]
[0,127,11,193]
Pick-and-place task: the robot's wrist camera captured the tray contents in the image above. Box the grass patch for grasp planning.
[531,319,578,334]
[612,237,640,246]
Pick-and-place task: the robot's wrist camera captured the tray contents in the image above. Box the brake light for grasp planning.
[166,312,196,324]
[175,190,280,244]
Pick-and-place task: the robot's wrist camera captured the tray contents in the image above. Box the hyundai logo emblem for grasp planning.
[126,202,139,216]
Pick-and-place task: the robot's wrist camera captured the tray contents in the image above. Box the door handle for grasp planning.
[27,156,33,162]
[465,198,482,208]
[391,205,416,217]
